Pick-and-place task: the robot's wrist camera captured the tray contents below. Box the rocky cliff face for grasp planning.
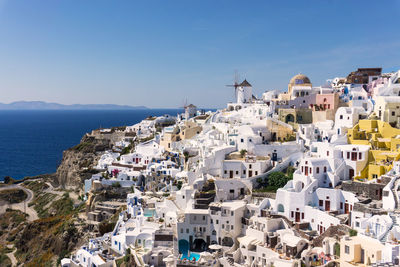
[54,134,112,189]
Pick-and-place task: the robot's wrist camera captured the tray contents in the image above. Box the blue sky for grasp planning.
[0,0,399,108]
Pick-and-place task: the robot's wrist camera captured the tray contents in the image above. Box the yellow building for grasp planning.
[347,120,400,180]
[340,235,385,266]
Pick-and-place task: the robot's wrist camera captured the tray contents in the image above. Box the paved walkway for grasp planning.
[0,184,38,221]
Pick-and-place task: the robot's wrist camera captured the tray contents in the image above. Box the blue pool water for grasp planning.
[178,239,201,261]
[181,252,201,261]
[0,109,181,180]
[143,208,156,217]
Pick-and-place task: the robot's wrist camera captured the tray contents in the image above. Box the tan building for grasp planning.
[374,96,400,128]
[340,235,385,266]
[160,121,202,151]
[266,118,294,142]
[178,120,202,140]
[278,108,313,129]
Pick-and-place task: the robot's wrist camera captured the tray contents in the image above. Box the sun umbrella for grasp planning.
[209,244,223,250]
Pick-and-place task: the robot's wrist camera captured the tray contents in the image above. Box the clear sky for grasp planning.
[0,0,399,108]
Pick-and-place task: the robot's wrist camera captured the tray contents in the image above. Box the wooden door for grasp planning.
[229,170,233,178]
[345,203,349,214]
[325,200,330,211]
[349,169,354,179]
[295,212,300,223]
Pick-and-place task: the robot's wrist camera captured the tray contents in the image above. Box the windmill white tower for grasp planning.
[226,71,253,104]
[236,79,253,104]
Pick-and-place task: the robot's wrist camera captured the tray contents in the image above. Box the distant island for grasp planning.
[0,101,148,110]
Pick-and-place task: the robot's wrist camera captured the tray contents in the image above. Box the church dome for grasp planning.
[289,74,311,85]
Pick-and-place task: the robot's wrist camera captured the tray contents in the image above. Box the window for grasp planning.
[222,224,224,229]
[347,152,350,159]
[324,166,327,173]
[210,219,213,224]
[180,228,183,233]
[224,170,227,174]
[241,139,244,143]
[186,229,189,233]
[291,211,294,218]
[243,170,246,175]
[319,200,323,206]
[216,220,219,224]
[249,164,252,169]
[236,171,239,175]
[345,245,350,254]
[327,151,329,156]
[340,202,343,209]
[340,115,343,119]
[359,152,362,160]
[255,171,258,175]
[392,111,396,116]
[203,216,206,220]
[316,167,319,174]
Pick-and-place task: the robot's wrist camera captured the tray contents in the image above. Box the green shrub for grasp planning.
[349,229,357,237]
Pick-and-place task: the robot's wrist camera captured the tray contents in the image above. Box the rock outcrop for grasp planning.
[54,134,112,189]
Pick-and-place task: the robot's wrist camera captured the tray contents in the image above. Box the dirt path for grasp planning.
[0,184,38,221]
[6,244,18,267]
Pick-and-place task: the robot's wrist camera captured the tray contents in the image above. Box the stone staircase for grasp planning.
[391,177,400,209]
[380,214,398,243]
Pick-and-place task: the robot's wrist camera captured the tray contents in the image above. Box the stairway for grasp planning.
[391,177,400,209]
[380,214,398,243]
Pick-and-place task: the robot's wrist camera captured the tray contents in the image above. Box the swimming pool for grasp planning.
[179,239,201,261]
[181,251,201,261]
[143,208,155,217]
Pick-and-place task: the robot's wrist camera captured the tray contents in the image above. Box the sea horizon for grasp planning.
[0,109,185,180]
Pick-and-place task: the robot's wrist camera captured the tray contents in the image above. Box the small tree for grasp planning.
[183,151,189,163]
[240,149,247,157]
[177,181,183,190]
[349,229,357,237]
[334,242,340,256]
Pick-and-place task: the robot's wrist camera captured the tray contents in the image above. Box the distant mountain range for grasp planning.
[0,101,148,110]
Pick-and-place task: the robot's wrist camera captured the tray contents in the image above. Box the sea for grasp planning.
[0,109,181,180]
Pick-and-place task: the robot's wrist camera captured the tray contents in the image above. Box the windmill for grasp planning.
[226,70,241,102]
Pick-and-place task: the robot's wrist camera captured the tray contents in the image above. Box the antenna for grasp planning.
[180,98,188,109]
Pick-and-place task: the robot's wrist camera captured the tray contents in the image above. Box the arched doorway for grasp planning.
[349,168,354,179]
[285,114,295,123]
[222,236,234,247]
[192,239,207,251]
[277,204,284,213]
